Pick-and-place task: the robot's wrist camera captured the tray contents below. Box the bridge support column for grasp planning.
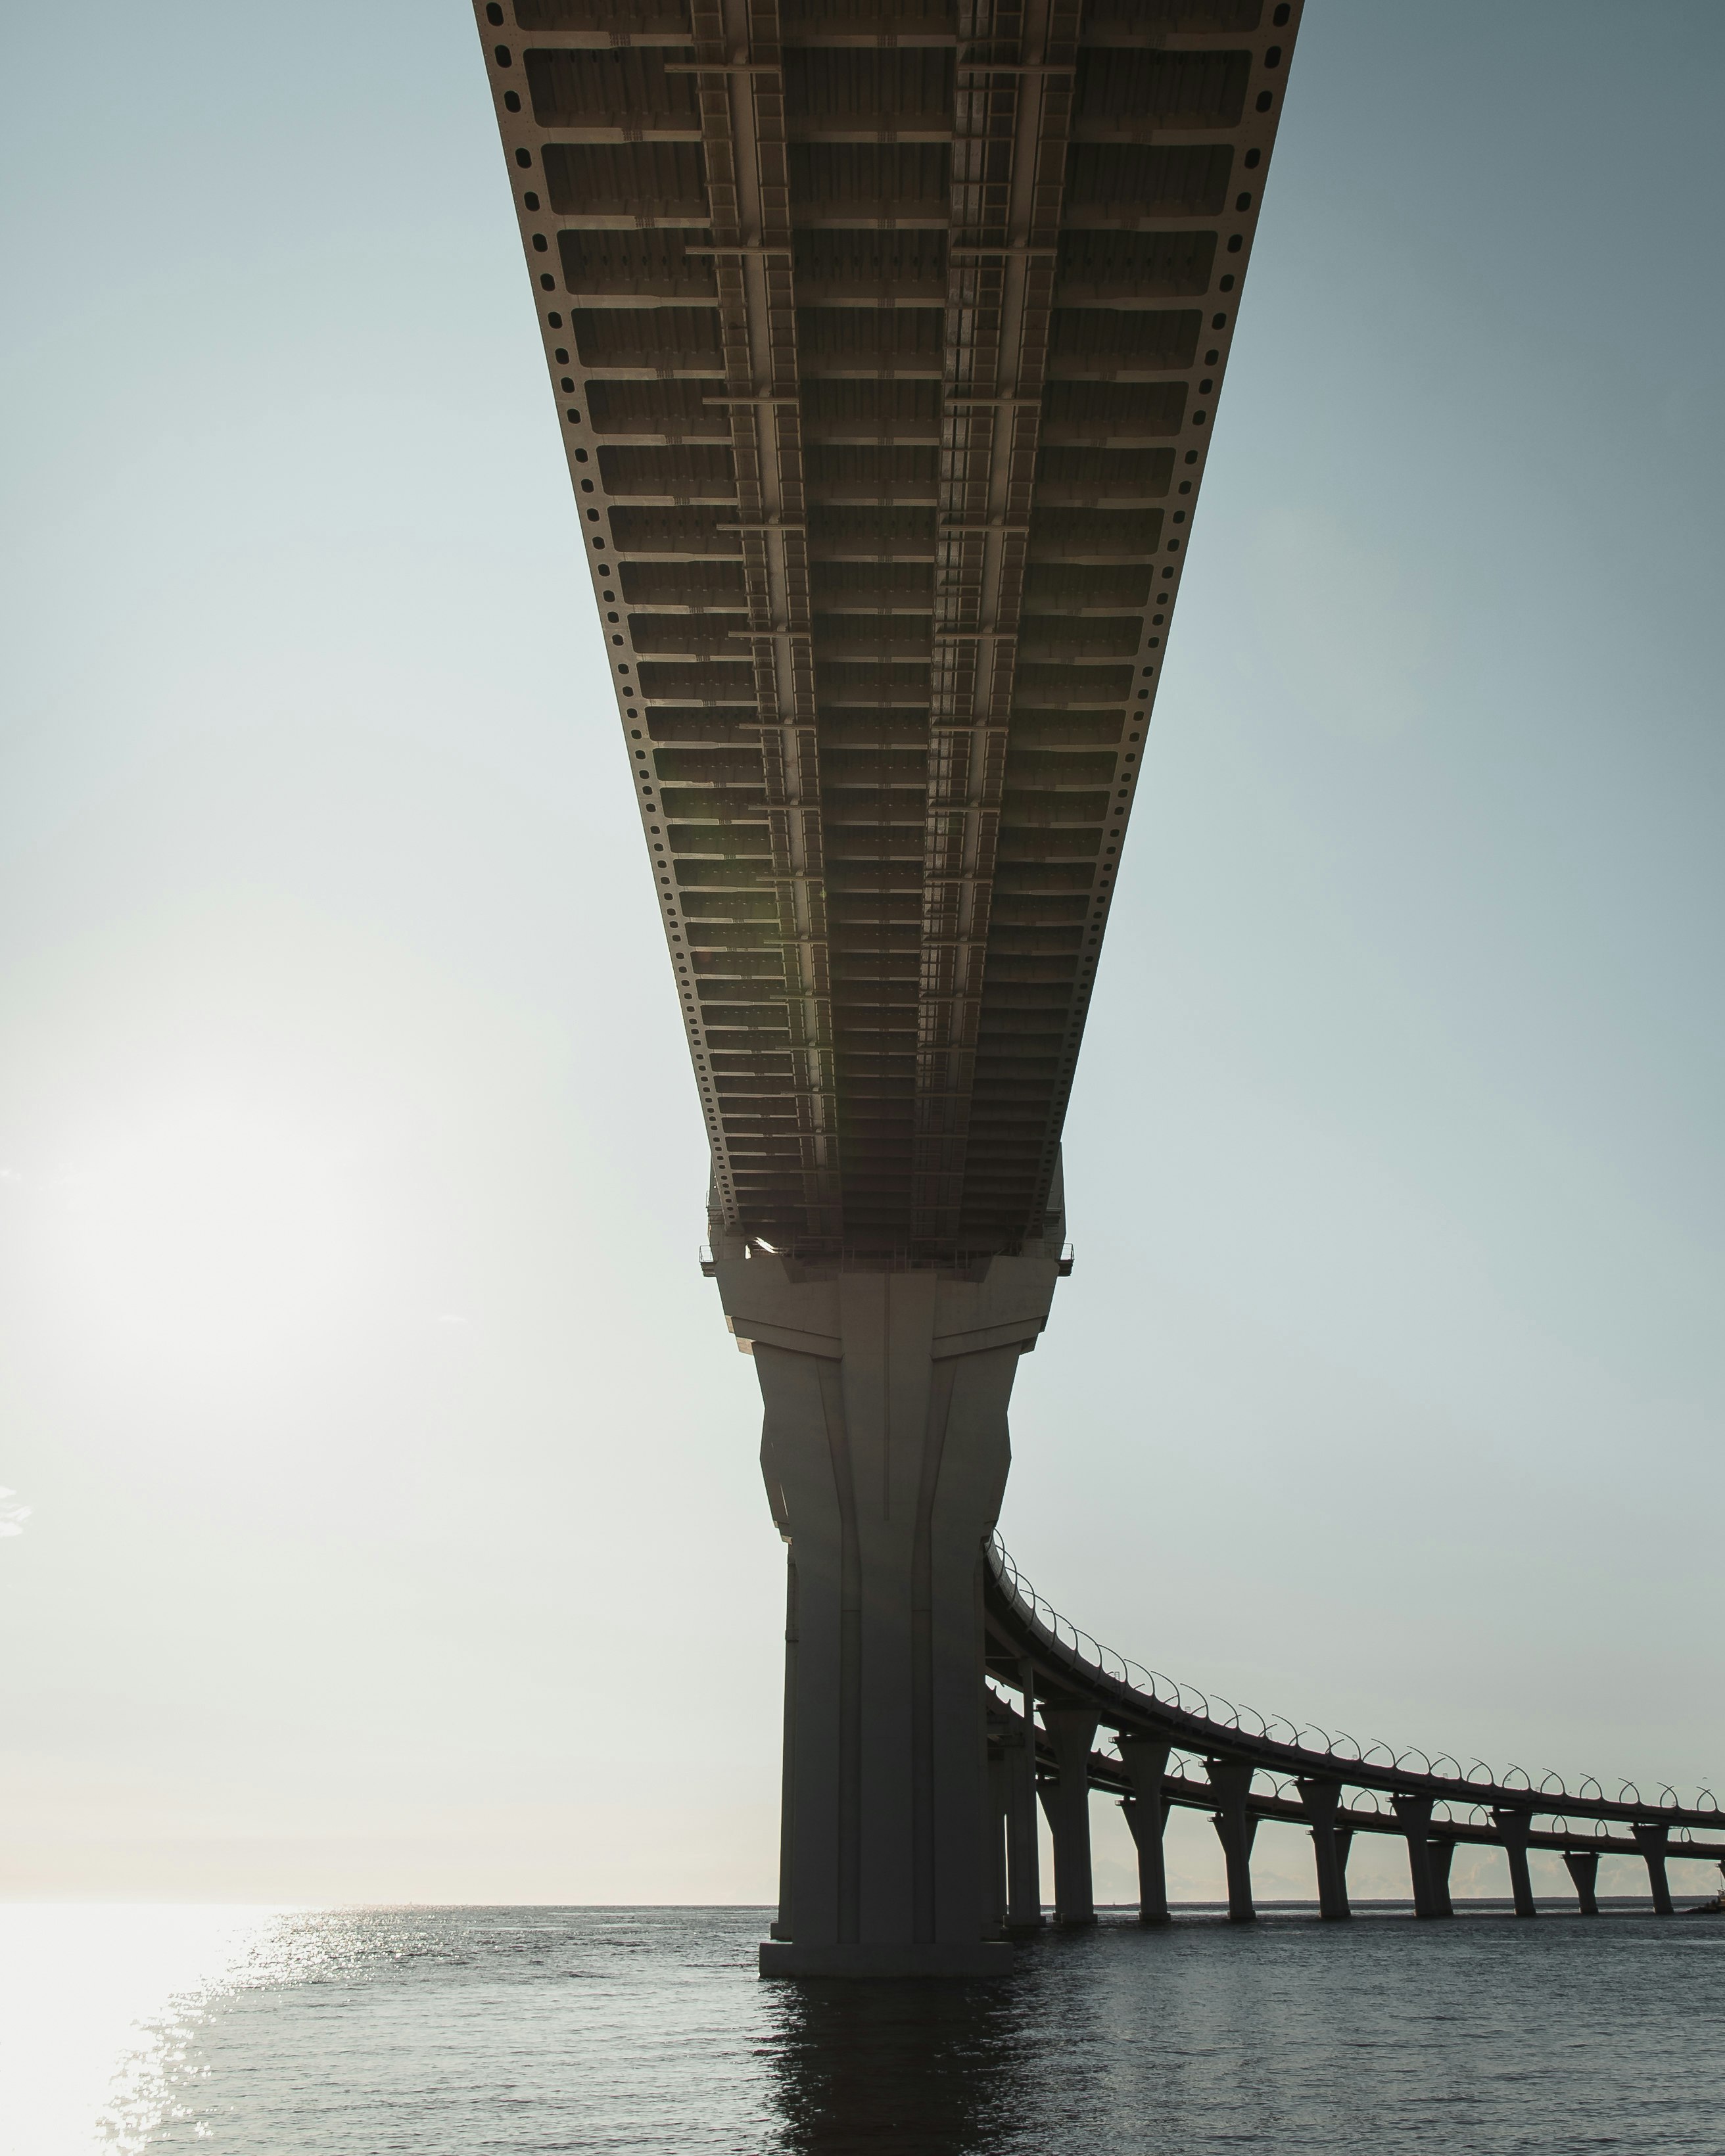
[1563,1848,1601,1915]
[1632,1823,1674,1915]
[1428,1837,1456,1918]
[1039,1707,1100,1925]
[1493,1810,1538,1917]
[1003,1668,1043,1931]
[1298,1779,1351,1919]
[1392,1795,1449,1917]
[1208,1760,1258,1921]
[716,1244,1060,1979]
[985,1750,1012,1934]
[1119,1737,1172,1925]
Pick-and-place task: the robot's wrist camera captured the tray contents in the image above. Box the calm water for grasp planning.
[3,1902,1724,2154]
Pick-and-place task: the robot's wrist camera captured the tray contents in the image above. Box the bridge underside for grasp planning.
[481,0,1296,1261]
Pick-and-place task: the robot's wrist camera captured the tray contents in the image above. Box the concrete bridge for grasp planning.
[473,0,1714,1973]
[985,1539,1725,1933]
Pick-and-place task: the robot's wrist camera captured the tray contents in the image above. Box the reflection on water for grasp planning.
[3,1903,1725,2154]
[0,1906,279,2156]
[766,1976,1015,2156]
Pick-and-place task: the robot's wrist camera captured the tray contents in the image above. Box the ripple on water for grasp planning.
[3,1904,1723,2155]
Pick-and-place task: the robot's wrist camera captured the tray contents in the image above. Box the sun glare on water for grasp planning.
[0,1906,289,2156]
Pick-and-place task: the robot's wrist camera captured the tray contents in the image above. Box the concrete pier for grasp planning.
[1298,1778,1352,1919]
[1392,1795,1449,1917]
[1632,1822,1674,1915]
[1427,1837,1456,1918]
[717,1241,1060,1978]
[1494,1810,1538,1917]
[1562,1849,1601,1915]
[985,1749,1010,1936]
[1039,1707,1101,1925]
[1002,1672,1043,1932]
[1120,1737,1173,1924]
[1208,1760,1258,1921]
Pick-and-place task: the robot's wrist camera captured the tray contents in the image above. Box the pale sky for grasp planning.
[2,2,1721,1907]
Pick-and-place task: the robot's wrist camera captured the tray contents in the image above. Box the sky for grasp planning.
[1,1,1721,1908]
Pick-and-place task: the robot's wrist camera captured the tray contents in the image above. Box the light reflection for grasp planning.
[0,1906,284,2156]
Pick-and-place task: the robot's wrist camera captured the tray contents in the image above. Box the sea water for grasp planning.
[3,1902,1722,2154]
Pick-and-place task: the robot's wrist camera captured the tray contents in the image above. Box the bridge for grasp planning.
[473,0,1716,1973]
[985,1539,1725,1928]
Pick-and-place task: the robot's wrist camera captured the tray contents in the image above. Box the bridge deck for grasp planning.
[479,0,1298,1258]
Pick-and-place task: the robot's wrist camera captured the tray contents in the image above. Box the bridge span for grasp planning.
[986,1541,1725,1927]
[473,0,1711,1973]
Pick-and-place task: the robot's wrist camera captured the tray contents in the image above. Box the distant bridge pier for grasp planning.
[1039,1706,1102,1926]
[1298,1778,1352,1919]
[1494,1810,1538,1917]
[1392,1795,1450,1917]
[1427,1837,1457,1919]
[718,1242,1060,1978]
[986,1750,1010,1937]
[1563,1849,1601,1915]
[1632,1823,1674,1915]
[1208,1760,1258,1922]
[1001,1674,1043,1933]
[1120,1738,1173,1925]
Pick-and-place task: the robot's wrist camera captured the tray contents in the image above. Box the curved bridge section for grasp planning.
[985,1539,1725,1922]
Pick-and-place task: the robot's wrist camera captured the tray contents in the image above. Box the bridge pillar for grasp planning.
[768,1555,797,1940]
[1428,1837,1456,1918]
[1039,1706,1100,1925]
[1003,1668,1043,1931]
[1297,1779,1352,1919]
[715,1242,1060,1978]
[1119,1737,1172,1925]
[1392,1795,1449,1917]
[1632,1822,1674,1915]
[1208,1760,1258,1921]
[1493,1810,1538,1917]
[985,1748,1010,1935]
[1562,1848,1601,1915]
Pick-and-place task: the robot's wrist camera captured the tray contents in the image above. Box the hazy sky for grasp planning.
[2,2,1721,1908]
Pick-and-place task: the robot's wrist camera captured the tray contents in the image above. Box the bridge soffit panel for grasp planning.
[476,0,1304,1263]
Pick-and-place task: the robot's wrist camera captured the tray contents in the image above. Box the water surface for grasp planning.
[4,1902,1722,2153]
